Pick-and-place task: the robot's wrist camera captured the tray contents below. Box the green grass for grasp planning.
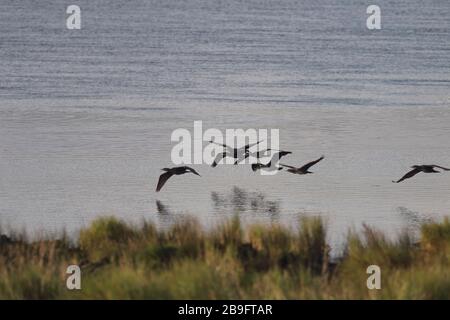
[0,216,449,299]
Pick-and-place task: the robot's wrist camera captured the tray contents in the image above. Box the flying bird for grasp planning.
[280,156,325,175]
[211,151,231,168]
[235,148,275,165]
[156,166,201,192]
[251,151,292,172]
[209,140,263,167]
[392,165,450,183]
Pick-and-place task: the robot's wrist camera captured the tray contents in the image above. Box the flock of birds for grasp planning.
[156,140,450,192]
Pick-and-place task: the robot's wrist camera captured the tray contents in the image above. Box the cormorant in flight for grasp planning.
[280,156,325,175]
[392,165,450,183]
[251,151,292,172]
[156,166,201,192]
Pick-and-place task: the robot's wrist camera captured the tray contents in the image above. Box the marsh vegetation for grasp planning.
[0,215,449,299]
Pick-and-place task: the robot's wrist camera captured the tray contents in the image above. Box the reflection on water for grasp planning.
[156,200,170,215]
[156,187,282,226]
[156,188,281,226]
[155,200,177,227]
[211,186,280,220]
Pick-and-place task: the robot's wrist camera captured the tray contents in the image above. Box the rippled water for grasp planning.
[0,0,449,250]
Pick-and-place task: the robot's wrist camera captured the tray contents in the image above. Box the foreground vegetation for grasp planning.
[0,216,449,299]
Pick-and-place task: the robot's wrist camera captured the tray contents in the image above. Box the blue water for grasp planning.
[0,0,449,250]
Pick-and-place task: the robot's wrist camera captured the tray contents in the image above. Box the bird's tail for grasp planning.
[162,168,171,172]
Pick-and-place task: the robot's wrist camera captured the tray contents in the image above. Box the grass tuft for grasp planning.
[1,215,449,299]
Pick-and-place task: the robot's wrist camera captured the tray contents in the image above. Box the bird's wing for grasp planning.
[209,140,231,150]
[156,172,173,192]
[393,168,422,183]
[267,153,280,165]
[234,152,249,164]
[186,167,201,176]
[263,152,283,167]
[211,152,229,167]
[279,163,296,169]
[432,165,450,171]
[241,140,263,151]
[270,151,292,164]
[256,149,271,158]
[270,151,290,163]
[247,149,267,159]
[299,156,325,171]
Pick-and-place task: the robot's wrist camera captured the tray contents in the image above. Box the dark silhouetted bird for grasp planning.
[156,166,201,192]
[280,156,325,175]
[211,151,230,168]
[209,140,263,167]
[234,148,275,165]
[251,151,292,172]
[392,165,450,183]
